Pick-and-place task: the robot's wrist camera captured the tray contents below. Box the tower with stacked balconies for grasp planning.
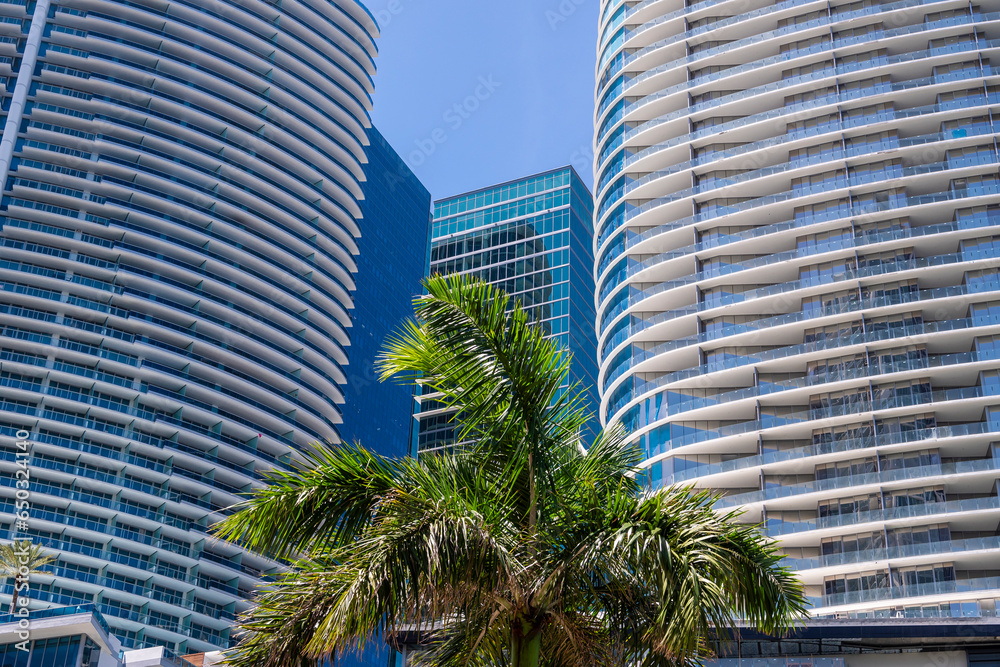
[595,0,1000,627]
[0,0,378,654]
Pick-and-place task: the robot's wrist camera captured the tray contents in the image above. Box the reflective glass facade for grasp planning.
[596,0,1000,619]
[340,126,430,459]
[0,0,377,654]
[336,127,430,667]
[420,167,599,452]
[0,635,83,667]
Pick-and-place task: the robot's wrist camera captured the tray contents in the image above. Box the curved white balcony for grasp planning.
[0,0,376,653]
[596,0,1000,619]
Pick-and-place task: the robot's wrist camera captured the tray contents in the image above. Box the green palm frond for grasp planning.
[0,540,54,578]
[0,540,55,614]
[218,276,807,667]
[379,275,587,478]
[213,443,401,560]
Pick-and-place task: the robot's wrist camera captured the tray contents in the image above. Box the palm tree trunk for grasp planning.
[511,623,542,667]
[9,576,19,614]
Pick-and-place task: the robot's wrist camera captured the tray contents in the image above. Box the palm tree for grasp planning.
[214,275,807,667]
[0,540,54,614]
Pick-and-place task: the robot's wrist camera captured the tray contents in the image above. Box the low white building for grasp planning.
[0,604,206,667]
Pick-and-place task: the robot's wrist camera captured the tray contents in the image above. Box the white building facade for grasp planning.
[595,0,1000,619]
[0,0,377,653]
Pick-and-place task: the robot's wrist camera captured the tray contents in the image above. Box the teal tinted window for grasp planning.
[0,641,30,667]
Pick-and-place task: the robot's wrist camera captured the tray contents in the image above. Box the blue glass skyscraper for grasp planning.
[419,167,599,451]
[340,127,430,459]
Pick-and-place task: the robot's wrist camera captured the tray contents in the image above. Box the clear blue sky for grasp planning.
[363,0,599,201]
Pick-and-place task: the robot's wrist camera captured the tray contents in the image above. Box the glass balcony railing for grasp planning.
[708,456,1000,507]
[600,176,999,324]
[0,469,211,530]
[129,296,342,410]
[783,535,1000,571]
[601,171,996,293]
[664,417,1000,484]
[614,160,997,254]
[599,107,995,260]
[603,281,998,402]
[820,575,1000,608]
[598,3,984,154]
[608,0,937,86]
[601,122,993,237]
[26,590,93,608]
[619,29,995,154]
[621,345,1000,431]
[140,356,335,430]
[0,603,112,632]
[150,411,287,468]
[598,186,991,288]
[107,550,151,570]
[648,400,1000,472]
[598,61,995,227]
[188,623,229,644]
[766,494,1000,537]
[761,383,994,427]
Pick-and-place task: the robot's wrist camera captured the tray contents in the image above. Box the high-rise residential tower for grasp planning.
[595,0,1000,625]
[0,0,376,654]
[418,167,599,453]
[341,126,431,459]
